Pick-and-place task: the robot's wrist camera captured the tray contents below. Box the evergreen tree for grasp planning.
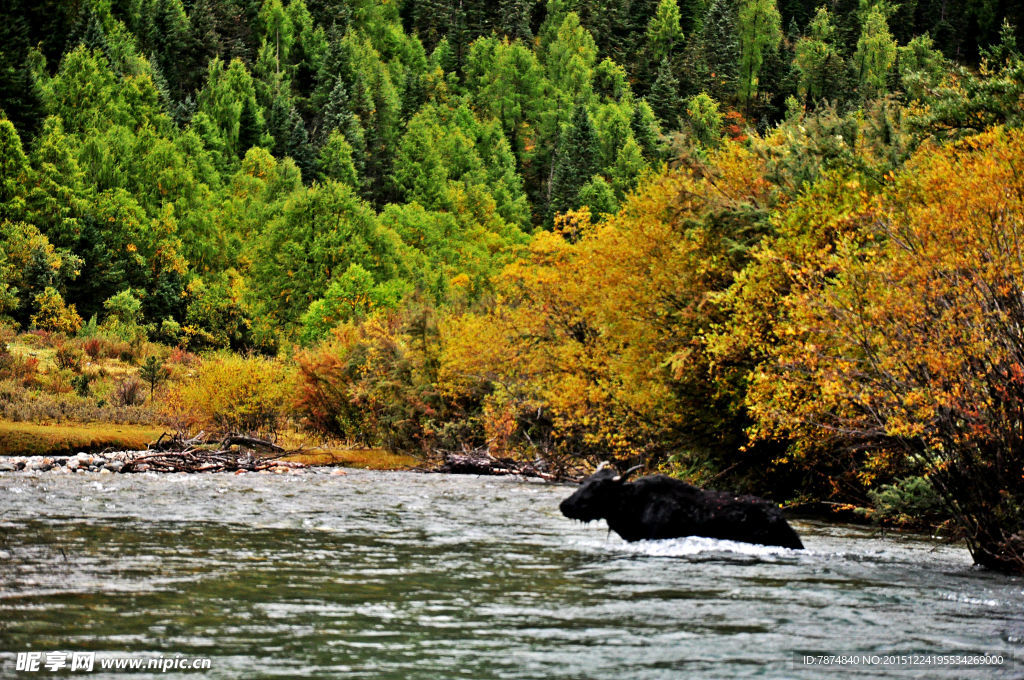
[283,105,314,181]
[737,0,782,113]
[0,117,29,220]
[792,6,845,105]
[630,99,662,160]
[237,96,262,158]
[545,12,598,102]
[696,0,740,102]
[647,0,685,65]
[196,57,267,166]
[499,0,534,42]
[257,0,294,67]
[679,0,709,35]
[648,56,683,125]
[549,103,599,217]
[855,3,897,98]
[317,129,359,187]
[578,174,618,216]
[609,135,648,198]
[684,91,723,146]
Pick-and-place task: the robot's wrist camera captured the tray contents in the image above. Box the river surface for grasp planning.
[0,470,1021,679]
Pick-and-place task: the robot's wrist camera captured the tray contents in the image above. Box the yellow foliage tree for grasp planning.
[439,144,780,472]
[745,128,1024,572]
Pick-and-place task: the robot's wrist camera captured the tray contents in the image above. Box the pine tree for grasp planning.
[549,103,599,217]
[855,3,897,98]
[679,0,708,35]
[545,12,598,102]
[578,174,618,216]
[284,105,314,182]
[630,99,661,160]
[697,0,740,103]
[737,0,782,113]
[648,56,682,125]
[684,91,722,146]
[609,135,648,198]
[792,6,844,105]
[0,117,29,220]
[647,0,685,64]
[499,0,534,42]
[237,95,261,157]
[317,129,359,187]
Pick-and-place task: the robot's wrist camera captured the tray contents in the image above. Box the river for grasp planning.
[0,470,1021,678]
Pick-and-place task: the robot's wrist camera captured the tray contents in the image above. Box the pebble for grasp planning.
[0,451,317,475]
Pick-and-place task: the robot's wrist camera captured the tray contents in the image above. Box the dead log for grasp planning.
[220,434,284,453]
[433,449,564,481]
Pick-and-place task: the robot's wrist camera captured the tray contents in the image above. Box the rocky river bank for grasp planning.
[0,451,313,475]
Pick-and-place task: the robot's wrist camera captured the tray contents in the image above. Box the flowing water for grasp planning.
[0,470,1021,679]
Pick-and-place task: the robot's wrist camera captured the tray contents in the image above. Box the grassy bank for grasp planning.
[0,421,164,457]
[281,448,420,470]
[0,420,420,471]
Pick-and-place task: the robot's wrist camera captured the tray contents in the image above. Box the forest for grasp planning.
[2,0,1024,572]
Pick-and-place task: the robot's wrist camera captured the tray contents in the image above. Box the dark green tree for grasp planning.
[499,0,534,41]
[549,103,599,217]
[648,56,683,125]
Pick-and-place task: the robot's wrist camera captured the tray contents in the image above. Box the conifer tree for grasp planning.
[545,12,598,102]
[855,3,897,98]
[697,0,740,102]
[578,174,618,216]
[630,99,661,160]
[792,6,844,105]
[647,0,685,65]
[499,0,534,42]
[0,117,29,220]
[684,91,723,146]
[648,56,682,125]
[322,80,366,177]
[609,135,648,198]
[549,103,599,217]
[737,0,782,112]
[317,130,359,187]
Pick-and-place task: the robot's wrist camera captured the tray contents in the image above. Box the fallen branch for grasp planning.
[431,448,567,482]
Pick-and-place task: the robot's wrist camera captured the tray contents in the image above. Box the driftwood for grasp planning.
[120,447,301,474]
[123,432,297,473]
[220,433,284,453]
[433,447,564,481]
[150,431,209,451]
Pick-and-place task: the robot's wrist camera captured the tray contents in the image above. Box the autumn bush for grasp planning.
[432,144,780,474]
[80,337,103,360]
[162,354,296,439]
[295,310,468,454]
[0,381,156,424]
[111,377,147,407]
[54,344,84,372]
[741,128,1024,572]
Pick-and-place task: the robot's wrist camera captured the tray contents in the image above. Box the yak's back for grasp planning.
[613,475,803,548]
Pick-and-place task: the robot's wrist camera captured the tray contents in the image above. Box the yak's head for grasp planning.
[559,462,642,522]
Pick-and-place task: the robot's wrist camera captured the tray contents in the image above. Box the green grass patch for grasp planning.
[0,420,164,456]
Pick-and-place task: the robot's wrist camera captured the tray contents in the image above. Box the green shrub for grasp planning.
[868,476,949,528]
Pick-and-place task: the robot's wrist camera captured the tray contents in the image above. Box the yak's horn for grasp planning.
[613,464,644,482]
[595,460,613,473]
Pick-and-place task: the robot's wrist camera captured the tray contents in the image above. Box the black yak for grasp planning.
[559,463,804,549]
